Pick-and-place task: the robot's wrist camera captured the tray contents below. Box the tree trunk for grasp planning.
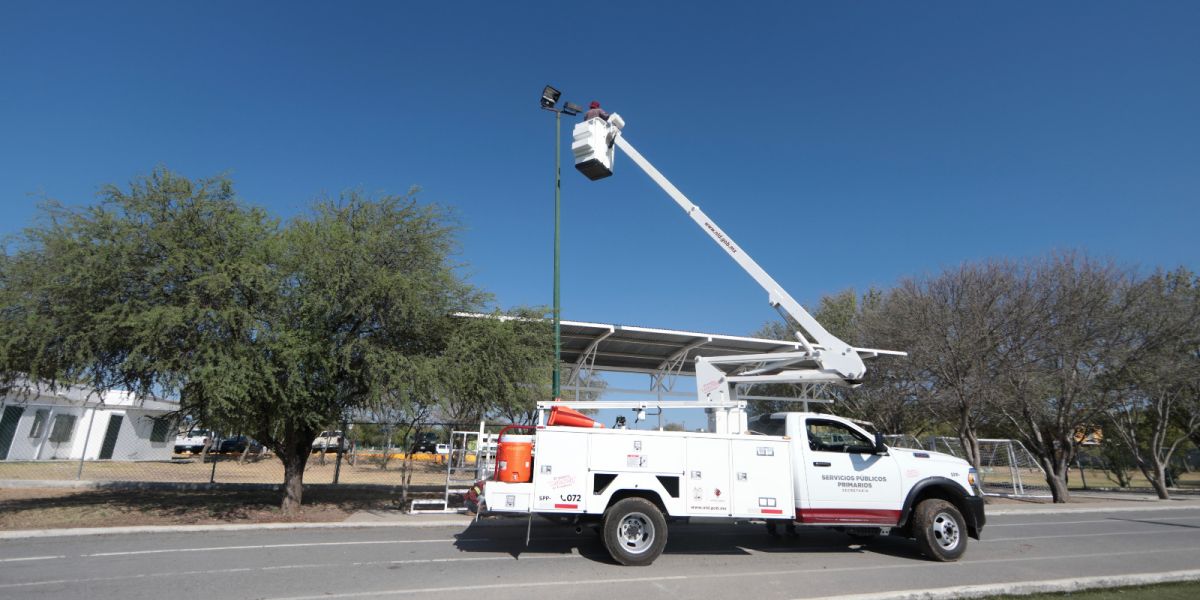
[1040,455,1072,503]
[281,446,309,514]
[957,414,982,472]
[1151,461,1171,500]
[277,425,314,514]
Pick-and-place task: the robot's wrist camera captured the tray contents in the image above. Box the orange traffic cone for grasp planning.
[547,406,604,428]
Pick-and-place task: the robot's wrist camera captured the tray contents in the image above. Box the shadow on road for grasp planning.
[453,518,925,564]
[1110,517,1200,530]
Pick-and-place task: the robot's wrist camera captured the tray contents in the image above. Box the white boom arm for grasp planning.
[573,114,871,384]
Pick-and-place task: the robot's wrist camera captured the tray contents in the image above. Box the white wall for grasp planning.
[0,402,174,461]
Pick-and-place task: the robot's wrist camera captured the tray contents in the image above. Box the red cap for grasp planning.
[590,101,600,108]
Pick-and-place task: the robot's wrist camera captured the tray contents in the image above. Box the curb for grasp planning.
[988,503,1200,516]
[0,479,443,493]
[817,568,1200,600]
[0,518,477,540]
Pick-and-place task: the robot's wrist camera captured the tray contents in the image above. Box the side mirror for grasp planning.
[874,432,887,455]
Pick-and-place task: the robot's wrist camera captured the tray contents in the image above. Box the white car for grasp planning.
[311,430,345,452]
[174,429,212,454]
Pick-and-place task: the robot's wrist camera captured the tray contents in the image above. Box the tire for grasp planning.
[602,497,668,566]
[912,499,967,561]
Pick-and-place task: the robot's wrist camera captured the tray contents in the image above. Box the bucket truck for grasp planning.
[477,111,985,566]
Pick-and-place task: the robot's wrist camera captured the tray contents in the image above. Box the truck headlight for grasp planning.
[967,468,978,487]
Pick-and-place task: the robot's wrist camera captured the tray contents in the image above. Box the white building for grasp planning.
[0,384,179,462]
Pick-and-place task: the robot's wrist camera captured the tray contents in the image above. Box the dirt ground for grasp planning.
[0,486,411,530]
[0,453,452,487]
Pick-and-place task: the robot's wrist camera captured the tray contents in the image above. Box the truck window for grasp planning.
[748,414,786,437]
[805,419,874,454]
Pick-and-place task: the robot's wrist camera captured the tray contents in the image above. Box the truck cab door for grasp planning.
[797,417,902,525]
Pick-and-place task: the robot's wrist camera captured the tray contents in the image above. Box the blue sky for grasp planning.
[3,1,1198,341]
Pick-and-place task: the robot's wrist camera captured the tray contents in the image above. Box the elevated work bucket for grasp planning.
[547,406,604,429]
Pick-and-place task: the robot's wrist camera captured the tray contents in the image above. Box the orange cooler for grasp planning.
[496,434,533,482]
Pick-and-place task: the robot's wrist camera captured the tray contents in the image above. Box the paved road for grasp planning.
[3,507,1200,600]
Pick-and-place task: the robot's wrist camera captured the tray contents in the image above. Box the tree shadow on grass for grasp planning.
[0,486,404,527]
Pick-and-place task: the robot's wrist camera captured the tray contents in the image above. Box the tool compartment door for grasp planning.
[684,436,733,516]
[532,430,589,511]
[731,438,795,519]
[588,433,685,475]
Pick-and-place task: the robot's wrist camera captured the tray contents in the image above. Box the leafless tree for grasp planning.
[993,254,1132,502]
[875,262,1018,472]
[1105,268,1200,499]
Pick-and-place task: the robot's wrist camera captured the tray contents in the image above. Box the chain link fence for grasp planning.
[4,398,1196,498]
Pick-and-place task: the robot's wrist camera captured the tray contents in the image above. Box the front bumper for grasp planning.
[965,495,986,539]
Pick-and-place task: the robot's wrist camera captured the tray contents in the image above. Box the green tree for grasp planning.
[439,309,553,426]
[0,169,491,511]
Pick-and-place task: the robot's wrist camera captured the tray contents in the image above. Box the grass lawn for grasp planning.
[1067,469,1200,491]
[982,580,1200,599]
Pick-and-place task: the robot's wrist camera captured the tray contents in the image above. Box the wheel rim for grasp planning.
[618,511,655,554]
[931,511,960,550]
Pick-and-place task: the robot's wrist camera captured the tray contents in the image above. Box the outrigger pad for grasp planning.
[575,159,613,180]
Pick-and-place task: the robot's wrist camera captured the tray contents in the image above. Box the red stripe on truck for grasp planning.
[760,509,784,515]
[796,508,901,525]
[554,503,578,509]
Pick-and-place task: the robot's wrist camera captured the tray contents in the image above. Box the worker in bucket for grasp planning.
[585,100,609,121]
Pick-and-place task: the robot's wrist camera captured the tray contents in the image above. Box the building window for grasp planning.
[150,418,172,443]
[29,409,50,438]
[49,414,77,443]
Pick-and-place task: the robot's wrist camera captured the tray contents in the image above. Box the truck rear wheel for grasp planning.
[913,499,967,561]
[603,497,668,566]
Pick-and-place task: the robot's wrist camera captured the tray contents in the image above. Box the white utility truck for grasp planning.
[478,110,985,566]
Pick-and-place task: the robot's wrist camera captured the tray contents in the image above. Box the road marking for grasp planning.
[263,546,1200,600]
[356,555,581,567]
[988,515,1200,527]
[81,538,488,557]
[0,555,65,563]
[270,574,693,599]
[812,568,1200,600]
[0,554,579,590]
[985,528,1200,542]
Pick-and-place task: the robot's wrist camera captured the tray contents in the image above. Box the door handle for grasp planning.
[813,461,831,467]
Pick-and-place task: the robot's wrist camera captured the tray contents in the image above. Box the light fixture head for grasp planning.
[540,85,561,109]
[562,102,583,116]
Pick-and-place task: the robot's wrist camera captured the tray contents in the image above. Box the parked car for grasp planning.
[411,432,439,453]
[435,443,450,455]
[174,429,212,454]
[311,430,345,452]
[216,435,261,454]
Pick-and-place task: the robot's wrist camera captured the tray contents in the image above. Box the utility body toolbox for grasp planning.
[486,426,793,520]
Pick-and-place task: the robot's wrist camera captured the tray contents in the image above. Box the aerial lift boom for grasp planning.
[571,114,900,397]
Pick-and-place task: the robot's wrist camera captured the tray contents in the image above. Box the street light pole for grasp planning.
[552,108,562,401]
[540,85,580,402]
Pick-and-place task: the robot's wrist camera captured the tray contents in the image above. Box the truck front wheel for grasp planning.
[913,499,967,561]
[603,498,668,566]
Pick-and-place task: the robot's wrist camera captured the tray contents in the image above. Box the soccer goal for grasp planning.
[925,437,1052,498]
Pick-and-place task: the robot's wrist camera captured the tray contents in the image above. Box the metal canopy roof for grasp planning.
[558,318,803,377]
